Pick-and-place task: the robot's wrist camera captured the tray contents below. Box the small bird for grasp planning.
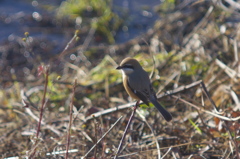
[116,57,172,122]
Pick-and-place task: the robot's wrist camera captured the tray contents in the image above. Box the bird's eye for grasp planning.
[123,64,133,69]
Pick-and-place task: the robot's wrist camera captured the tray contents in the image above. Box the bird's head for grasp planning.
[116,57,142,75]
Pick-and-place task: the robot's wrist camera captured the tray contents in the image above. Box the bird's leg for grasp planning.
[134,100,140,110]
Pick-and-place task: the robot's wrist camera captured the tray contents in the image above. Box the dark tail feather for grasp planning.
[150,99,172,122]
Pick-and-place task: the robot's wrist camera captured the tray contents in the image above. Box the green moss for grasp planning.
[57,0,122,43]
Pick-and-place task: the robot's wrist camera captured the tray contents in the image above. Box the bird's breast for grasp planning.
[123,76,140,100]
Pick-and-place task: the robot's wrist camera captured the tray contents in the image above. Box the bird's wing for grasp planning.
[127,78,150,105]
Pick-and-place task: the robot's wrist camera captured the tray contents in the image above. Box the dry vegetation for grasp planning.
[1,0,240,158]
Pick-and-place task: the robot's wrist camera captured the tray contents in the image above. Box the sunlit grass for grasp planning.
[57,0,122,43]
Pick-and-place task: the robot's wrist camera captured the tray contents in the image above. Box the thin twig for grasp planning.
[172,95,240,121]
[141,38,155,79]
[223,121,240,159]
[182,5,214,46]
[116,139,231,158]
[58,30,79,59]
[75,26,96,65]
[162,146,172,158]
[157,80,202,98]
[114,101,139,159]
[215,59,240,79]
[65,79,77,159]
[29,66,49,158]
[36,67,49,138]
[136,108,163,158]
[85,80,203,122]
[200,81,220,113]
[84,102,134,122]
[83,116,123,158]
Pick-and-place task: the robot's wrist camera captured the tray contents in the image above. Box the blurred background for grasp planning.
[1,0,240,158]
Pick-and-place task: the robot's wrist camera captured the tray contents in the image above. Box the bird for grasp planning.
[116,57,172,122]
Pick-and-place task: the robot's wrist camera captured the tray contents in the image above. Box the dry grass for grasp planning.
[1,1,240,158]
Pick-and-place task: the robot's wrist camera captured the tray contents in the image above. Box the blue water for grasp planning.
[0,0,38,41]
[113,0,160,43]
[0,0,160,45]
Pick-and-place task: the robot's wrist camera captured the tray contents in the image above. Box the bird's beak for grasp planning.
[116,66,122,70]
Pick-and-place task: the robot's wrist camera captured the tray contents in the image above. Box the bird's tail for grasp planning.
[150,98,172,122]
